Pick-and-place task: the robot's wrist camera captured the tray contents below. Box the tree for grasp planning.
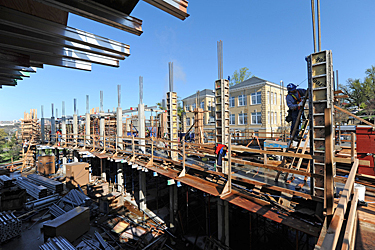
[229,67,253,86]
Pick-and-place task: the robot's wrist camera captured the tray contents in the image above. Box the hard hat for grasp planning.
[287,83,297,91]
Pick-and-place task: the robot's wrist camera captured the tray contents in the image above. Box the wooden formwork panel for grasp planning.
[312,89,328,101]
[313,102,327,113]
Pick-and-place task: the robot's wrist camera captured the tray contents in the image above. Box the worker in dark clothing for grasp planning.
[286,83,307,140]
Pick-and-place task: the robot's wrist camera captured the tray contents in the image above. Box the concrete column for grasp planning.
[217,199,229,247]
[62,102,66,144]
[73,150,79,162]
[117,163,123,192]
[51,103,56,143]
[85,95,90,141]
[73,98,78,141]
[117,107,123,149]
[169,185,178,231]
[99,91,104,142]
[139,171,146,210]
[62,149,67,175]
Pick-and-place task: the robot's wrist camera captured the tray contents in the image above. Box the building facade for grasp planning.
[182,89,215,127]
[182,77,289,133]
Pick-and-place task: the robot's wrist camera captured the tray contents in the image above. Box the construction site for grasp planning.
[1,1,375,250]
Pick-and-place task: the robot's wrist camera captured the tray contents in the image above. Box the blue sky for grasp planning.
[1,1,375,120]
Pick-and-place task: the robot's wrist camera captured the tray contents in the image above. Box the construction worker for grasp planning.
[286,83,307,141]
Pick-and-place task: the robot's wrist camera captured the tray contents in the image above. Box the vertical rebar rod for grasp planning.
[62,101,65,116]
[100,91,103,112]
[118,84,121,107]
[311,0,317,53]
[336,70,339,89]
[217,40,223,79]
[74,99,77,115]
[139,76,143,104]
[317,0,321,51]
[51,103,54,117]
[41,105,44,118]
[168,62,173,92]
[86,95,89,114]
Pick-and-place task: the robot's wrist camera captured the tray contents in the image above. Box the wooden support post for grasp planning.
[341,189,359,250]
[351,132,355,163]
[320,159,358,250]
[325,108,334,225]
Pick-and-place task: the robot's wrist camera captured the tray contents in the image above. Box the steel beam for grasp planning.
[0,7,131,56]
[33,0,143,35]
[143,0,189,20]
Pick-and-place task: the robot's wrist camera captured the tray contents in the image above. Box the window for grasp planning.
[268,91,271,105]
[230,114,235,125]
[208,101,211,111]
[238,95,247,106]
[185,105,189,112]
[192,103,196,110]
[200,101,204,109]
[251,112,262,124]
[268,111,270,124]
[192,117,194,125]
[275,112,277,124]
[251,92,261,105]
[274,93,277,105]
[229,96,235,107]
[186,118,190,126]
[238,113,247,125]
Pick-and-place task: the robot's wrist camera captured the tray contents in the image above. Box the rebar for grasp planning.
[0,212,22,243]
[16,177,47,199]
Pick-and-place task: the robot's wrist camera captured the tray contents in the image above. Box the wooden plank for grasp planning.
[231,145,316,160]
[334,157,370,167]
[341,189,359,250]
[351,132,355,163]
[325,108,334,219]
[231,157,324,179]
[321,159,359,250]
[334,105,375,127]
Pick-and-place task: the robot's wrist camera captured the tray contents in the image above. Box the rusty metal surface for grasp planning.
[221,191,321,237]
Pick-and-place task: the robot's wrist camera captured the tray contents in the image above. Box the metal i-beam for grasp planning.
[0,69,30,77]
[0,7,131,56]
[34,0,143,35]
[0,48,30,67]
[0,36,120,67]
[0,64,36,72]
[143,0,189,20]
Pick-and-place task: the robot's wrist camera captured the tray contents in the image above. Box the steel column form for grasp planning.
[217,199,229,247]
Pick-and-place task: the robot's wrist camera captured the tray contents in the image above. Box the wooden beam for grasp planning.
[321,159,359,250]
[325,108,334,222]
[231,158,324,179]
[334,105,375,127]
[341,189,359,250]
[231,145,316,160]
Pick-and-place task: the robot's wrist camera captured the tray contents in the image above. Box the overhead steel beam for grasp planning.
[0,79,17,86]
[0,24,126,60]
[0,69,30,78]
[0,48,30,67]
[29,57,92,71]
[0,64,36,72]
[0,7,131,57]
[0,35,120,67]
[33,0,143,35]
[0,74,23,81]
[143,0,189,20]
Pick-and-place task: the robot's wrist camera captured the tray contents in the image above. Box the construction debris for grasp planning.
[15,177,48,199]
[0,212,21,243]
[24,194,61,211]
[28,174,63,194]
[39,236,75,250]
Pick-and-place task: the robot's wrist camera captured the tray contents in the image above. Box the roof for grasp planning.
[182,89,215,101]
[230,76,281,90]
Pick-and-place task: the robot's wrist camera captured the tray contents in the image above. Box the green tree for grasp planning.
[229,67,253,86]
